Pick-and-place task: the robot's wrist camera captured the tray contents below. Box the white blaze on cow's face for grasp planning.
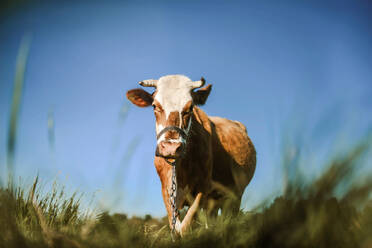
[153,75,195,145]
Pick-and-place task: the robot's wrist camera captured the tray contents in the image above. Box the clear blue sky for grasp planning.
[0,0,371,217]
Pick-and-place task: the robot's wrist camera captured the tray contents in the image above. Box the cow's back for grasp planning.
[209,116,256,196]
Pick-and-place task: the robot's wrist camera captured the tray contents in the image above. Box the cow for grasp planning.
[126,75,256,236]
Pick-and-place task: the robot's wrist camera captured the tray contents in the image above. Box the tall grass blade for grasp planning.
[6,34,32,187]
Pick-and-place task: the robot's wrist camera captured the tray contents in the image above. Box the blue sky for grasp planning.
[0,0,371,217]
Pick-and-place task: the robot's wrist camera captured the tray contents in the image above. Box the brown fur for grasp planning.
[153,100,166,127]
[155,106,256,230]
[126,80,256,235]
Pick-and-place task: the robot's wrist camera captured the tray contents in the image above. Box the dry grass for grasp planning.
[1,137,372,248]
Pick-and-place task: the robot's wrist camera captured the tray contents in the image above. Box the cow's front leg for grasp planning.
[177,192,203,236]
[157,158,178,233]
[162,186,202,237]
[161,183,176,229]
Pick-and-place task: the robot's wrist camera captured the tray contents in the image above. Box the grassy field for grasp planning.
[1,138,372,248]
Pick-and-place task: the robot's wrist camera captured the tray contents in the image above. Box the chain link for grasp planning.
[169,161,179,235]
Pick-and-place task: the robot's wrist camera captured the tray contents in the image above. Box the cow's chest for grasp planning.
[175,158,212,203]
[175,185,190,208]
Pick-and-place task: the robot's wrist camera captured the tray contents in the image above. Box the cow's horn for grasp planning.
[139,79,158,87]
[191,77,205,89]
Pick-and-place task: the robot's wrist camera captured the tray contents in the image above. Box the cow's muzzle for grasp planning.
[156,141,184,159]
[155,126,187,159]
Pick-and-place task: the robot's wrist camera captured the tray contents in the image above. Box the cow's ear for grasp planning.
[126,88,153,107]
[192,84,212,106]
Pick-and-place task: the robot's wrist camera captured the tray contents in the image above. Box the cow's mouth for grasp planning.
[165,158,176,164]
[155,148,184,164]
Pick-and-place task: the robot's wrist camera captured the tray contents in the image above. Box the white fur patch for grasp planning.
[154,75,193,120]
[155,123,164,135]
[175,218,182,233]
[154,75,194,144]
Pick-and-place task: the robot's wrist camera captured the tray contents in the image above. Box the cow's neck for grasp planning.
[185,106,212,153]
[175,106,213,194]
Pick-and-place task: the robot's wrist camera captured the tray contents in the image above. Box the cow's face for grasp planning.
[126,75,212,160]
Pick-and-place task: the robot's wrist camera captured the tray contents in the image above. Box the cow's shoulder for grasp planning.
[192,106,213,134]
[209,116,247,133]
[209,116,255,167]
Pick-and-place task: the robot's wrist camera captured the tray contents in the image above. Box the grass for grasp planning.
[1,138,372,248]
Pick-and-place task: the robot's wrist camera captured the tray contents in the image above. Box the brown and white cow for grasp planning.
[126,75,256,236]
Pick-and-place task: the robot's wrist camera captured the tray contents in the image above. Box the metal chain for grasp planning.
[169,161,179,235]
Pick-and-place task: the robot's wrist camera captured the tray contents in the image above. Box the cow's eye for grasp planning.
[153,104,161,113]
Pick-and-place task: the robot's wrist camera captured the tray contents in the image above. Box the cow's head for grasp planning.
[126,75,212,160]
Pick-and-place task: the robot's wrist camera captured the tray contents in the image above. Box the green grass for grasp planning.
[1,139,372,248]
